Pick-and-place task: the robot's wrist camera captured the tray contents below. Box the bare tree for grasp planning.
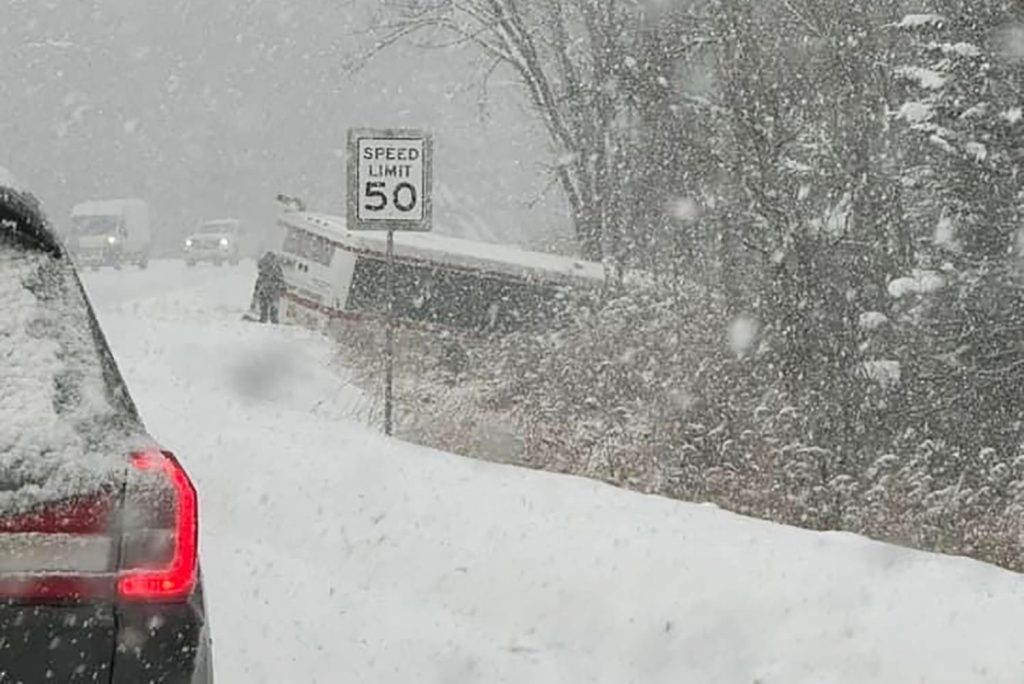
[356,0,710,262]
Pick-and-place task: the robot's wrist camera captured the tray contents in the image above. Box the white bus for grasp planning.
[269,211,605,335]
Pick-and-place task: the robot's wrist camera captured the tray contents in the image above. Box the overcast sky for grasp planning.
[1,0,570,252]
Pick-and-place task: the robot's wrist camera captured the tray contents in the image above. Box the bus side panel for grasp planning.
[333,248,358,311]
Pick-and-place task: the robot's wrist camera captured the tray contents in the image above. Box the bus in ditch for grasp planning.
[269,211,605,336]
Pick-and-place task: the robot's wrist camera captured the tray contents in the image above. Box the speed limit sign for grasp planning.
[347,128,433,232]
[345,128,433,438]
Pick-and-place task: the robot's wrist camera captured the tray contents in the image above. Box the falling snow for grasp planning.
[4,1,1024,681]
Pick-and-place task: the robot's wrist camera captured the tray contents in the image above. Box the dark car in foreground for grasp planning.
[0,180,212,682]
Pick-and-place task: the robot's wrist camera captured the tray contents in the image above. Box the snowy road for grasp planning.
[76,259,249,309]
[82,261,1024,683]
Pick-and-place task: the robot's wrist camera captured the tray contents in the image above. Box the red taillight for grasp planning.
[117,451,198,602]
[0,450,198,603]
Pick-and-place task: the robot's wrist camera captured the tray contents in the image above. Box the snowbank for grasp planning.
[86,262,1024,684]
[858,311,889,330]
[862,359,902,387]
[896,101,934,124]
[897,13,945,29]
[888,269,945,298]
[896,65,946,89]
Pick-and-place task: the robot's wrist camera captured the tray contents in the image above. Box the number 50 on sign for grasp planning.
[347,128,433,232]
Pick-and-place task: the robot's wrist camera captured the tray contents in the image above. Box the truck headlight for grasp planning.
[107,235,117,245]
[219,237,229,247]
[185,238,193,248]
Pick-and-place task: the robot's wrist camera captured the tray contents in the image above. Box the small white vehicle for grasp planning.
[69,199,151,270]
[183,218,247,266]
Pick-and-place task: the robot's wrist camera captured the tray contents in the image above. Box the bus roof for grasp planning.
[290,212,606,288]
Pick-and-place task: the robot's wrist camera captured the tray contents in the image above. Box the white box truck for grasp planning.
[69,199,151,270]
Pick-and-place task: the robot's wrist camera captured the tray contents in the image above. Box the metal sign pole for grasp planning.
[384,228,395,436]
[347,128,432,437]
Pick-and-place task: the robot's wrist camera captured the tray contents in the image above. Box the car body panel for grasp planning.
[0,603,117,682]
[1,185,212,683]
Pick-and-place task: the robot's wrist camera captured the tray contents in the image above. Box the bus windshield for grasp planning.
[282,226,333,266]
[73,215,121,236]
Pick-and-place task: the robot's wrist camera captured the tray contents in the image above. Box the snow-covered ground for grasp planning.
[82,261,1024,683]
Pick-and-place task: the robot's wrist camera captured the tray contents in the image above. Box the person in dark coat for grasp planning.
[252,252,286,323]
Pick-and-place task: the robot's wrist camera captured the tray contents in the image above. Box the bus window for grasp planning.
[282,226,333,266]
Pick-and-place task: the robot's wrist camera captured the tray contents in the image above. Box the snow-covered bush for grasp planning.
[467,258,1024,569]
[349,0,1024,572]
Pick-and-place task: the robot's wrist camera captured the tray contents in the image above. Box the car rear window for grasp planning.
[1,207,142,516]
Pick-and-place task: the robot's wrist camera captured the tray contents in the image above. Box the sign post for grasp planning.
[384,228,394,435]
[347,128,433,436]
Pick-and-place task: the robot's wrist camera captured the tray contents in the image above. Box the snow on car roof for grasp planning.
[0,239,140,514]
[293,212,606,288]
